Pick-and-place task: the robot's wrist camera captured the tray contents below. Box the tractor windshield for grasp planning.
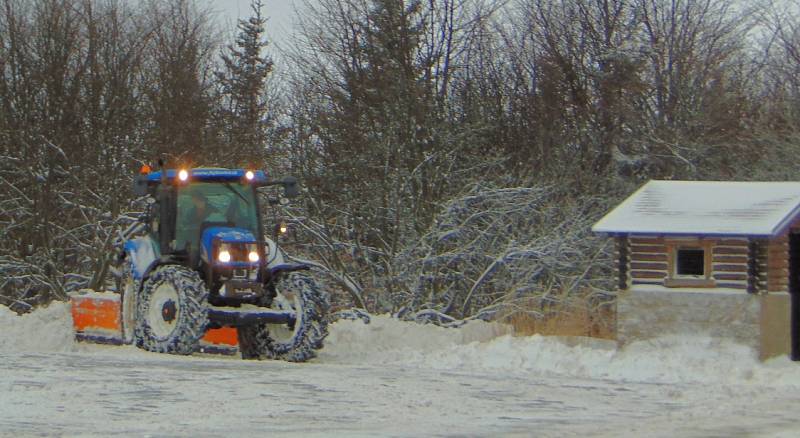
[175,182,259,252]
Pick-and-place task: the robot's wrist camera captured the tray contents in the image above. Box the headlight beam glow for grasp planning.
[218,250,231,263]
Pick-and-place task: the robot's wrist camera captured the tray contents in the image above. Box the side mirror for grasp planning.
[282,176,299,198]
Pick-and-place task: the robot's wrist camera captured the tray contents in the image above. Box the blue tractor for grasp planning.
[115,166,328,361]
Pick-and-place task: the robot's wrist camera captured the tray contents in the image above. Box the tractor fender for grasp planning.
[139,256,186,287]
[123,236,158,281]
[264,237,286,267]
[264,237,309,278]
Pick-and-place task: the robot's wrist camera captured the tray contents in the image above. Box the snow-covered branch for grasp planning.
[392,184,616,320]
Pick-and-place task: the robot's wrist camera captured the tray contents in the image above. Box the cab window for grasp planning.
[174,182,258,251]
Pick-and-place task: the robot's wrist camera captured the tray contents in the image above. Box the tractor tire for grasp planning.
[134,265,209,355]
[238,272,329,362]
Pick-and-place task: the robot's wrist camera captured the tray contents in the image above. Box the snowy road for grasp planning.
[2,304,800,436]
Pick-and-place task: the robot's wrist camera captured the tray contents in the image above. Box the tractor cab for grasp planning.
[136,169,270,257]
[175,180,260,262]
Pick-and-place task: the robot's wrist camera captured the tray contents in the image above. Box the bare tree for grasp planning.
[635,0,756,177]
[0,0,221,309]
[142,0,218,164]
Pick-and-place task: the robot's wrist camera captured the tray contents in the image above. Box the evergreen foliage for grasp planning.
[215,0,273,166]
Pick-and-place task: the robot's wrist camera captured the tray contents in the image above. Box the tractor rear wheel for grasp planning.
[238,272,329,362]
[135,265,209,355]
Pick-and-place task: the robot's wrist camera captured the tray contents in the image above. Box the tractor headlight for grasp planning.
[215,243,259,263]
[246,243,259,263]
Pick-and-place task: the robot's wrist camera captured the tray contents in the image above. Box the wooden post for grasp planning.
[789,234,800,361]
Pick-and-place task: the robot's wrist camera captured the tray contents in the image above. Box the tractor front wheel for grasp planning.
[135,265,209,355]
[238,272,329,362]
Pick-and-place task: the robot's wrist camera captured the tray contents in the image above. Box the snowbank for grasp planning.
[0,302,76,353]
[320,314,512,363]
[2,303,799,388]
[323,316,800,387]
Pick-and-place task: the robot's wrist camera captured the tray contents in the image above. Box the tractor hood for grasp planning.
[200,227,258,263]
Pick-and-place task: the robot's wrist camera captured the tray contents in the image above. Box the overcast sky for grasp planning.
[211,0,302,50]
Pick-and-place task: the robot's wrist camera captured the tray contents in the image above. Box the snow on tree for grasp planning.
[392,184,617,321]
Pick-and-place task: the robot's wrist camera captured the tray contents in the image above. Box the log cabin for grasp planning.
[593,180,800,360]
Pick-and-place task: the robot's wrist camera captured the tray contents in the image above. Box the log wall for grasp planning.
[712,238,749,290]
[628,236,667,287]
[627,236,749,290]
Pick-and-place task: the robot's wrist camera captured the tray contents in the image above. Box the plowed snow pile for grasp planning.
[324,317,800,386]
[0,302,75,352]
[2,303,799,387]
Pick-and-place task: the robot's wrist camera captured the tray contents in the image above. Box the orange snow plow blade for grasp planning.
[69,291,239,354]
[70,292,122,343]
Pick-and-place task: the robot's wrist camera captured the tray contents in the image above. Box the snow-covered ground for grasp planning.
[2,303,799,436]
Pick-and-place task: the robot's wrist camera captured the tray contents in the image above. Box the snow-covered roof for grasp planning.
[593,180,800,237]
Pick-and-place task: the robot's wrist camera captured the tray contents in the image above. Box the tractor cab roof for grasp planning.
[133,166,295,198]
[144,168,268,184]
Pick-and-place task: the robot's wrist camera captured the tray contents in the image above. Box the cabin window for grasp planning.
[676,248,705,276]
[664,241,715,287]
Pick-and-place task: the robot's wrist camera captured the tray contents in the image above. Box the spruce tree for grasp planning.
[216,0,273,166]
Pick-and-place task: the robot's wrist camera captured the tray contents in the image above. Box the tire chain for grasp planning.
[238,272,330,362]
[134,265,210,355]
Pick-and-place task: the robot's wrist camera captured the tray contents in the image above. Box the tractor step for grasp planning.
[207,305,296,326]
